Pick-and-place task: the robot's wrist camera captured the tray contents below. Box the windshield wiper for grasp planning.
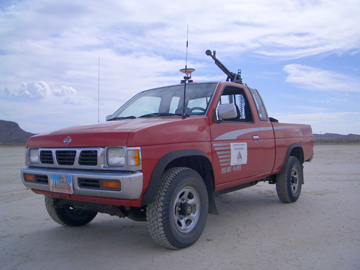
[107,116,136,121]
[139,113,181,118]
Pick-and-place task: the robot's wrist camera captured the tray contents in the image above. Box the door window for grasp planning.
[249,87,268,121]
[216,86,253,122]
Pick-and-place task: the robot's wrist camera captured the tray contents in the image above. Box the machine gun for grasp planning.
[206,50,242,84]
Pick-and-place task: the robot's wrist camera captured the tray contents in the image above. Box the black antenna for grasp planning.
[180,25,195,118]
[98,57,100,122]
[186,26,188,71]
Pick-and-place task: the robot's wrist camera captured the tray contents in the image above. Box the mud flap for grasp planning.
[208,196,219,215]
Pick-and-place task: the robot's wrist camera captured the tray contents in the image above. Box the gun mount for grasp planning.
[206,50,242,84]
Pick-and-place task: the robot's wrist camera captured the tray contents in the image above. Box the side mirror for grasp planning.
[106,115,112,121]
[218,103,238,120]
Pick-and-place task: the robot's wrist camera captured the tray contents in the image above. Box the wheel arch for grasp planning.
[141,149,215,206]
[280,143,304,183]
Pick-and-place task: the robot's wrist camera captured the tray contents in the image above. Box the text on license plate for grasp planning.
[50,174,73,194]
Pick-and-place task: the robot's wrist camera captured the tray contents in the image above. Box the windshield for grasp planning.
[109,83,218,120]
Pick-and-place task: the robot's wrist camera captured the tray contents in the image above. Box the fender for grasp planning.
[281,143,304,183]
[141,149,211,206]
[281,143,304,170]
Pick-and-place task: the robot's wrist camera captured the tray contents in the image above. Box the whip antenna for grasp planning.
[180,25,195,118]
[185,26,188,70]
[98,57,100,122]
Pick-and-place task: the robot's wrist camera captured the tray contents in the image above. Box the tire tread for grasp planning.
[146,167,207,249]
[276,156,303,203]
[45,197,97,227]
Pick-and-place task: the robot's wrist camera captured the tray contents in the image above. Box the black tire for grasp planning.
[276,156,303,203]
[146,167,209,249]
[45,197,97,226]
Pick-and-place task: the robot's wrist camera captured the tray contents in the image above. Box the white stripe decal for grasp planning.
[214,125,308,141]
[220,162,230,166]
[214,127,260,140]
[218,154,230,158]
[213,143,231,167]
[213,143,229,146]
[214,147,230,150]
[214,127,272,140]
[273,125,308,130]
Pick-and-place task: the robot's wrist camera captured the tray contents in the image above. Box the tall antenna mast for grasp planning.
[180,25,195,118]
[182,26,189,119]
[185,25,189,71]
[98,57,100,122]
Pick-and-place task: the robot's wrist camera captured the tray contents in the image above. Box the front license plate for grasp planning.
[50,174,73,194]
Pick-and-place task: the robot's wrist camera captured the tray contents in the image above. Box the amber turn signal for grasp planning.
[24,174,35,181]
[101,181,121,190]
[128,149,141,166]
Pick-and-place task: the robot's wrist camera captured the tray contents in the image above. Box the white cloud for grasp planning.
[1,0,360,59]
[284,64,360,92]
[64,96,92,105]
[5,81,50,99]
[53,85,77,96]
[1,0,360,135]
[5,81,78,99]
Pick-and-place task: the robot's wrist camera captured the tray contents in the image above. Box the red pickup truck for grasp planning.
[21,51,314,249]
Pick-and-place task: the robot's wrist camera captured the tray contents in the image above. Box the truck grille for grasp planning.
[78,178,121,191]
[40,151,54,164]
[36,175,49,184]
[79,150,98,166]
[78,178,101,189]
[56,150,76,165]
[31,148,105,169]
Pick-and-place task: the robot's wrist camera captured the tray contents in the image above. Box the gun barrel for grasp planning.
[206,50,232,76]
[206,49,242,84]
[214,59,233,78]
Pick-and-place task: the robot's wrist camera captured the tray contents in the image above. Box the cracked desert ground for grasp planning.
[1,144,359,270]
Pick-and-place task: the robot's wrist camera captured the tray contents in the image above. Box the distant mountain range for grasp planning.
[0,120,35,145]
[1,119,359,145]
[313,133,360,143]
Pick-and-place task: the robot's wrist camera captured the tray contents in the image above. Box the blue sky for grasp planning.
[1,0,360,135]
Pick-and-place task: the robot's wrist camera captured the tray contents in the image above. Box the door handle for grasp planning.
[253,135,259,140]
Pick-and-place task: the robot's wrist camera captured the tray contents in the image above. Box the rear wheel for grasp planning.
[146,167,209,249]
[45,197,97,226]
[276,156,303,203]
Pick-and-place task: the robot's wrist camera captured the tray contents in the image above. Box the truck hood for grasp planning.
[26,117,211,148]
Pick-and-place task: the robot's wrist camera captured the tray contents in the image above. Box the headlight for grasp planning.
[29,148,39,164]
[107,147,125,167]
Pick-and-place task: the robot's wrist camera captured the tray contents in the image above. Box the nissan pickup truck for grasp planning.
[21,50,314,249]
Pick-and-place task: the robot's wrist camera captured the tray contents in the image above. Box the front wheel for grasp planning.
[45,197,97,226]
[276,156,303,203]
[146,167,209,249]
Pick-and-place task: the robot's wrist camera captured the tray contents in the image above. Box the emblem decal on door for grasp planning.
[214,143,247,174]
[230,143,247,166]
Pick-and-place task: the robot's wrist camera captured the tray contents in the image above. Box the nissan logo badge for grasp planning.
[63,136,72,145]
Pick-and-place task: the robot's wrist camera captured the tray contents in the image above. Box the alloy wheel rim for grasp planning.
[172,186,201,233]
[290,167,299,194]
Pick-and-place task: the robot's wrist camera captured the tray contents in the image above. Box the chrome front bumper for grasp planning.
[21,167,143,200]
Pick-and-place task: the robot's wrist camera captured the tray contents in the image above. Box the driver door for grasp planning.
[210,86,261,185]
